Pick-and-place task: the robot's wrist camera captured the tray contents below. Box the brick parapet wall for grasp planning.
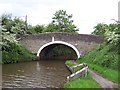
[20,32,104,55]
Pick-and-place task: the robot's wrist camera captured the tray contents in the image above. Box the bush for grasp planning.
[2,43,36,64]
[77,43,119,70]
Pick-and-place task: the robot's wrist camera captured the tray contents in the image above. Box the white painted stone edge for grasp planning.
[37,41,81,58]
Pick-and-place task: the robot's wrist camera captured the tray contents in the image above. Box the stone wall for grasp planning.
[20,32,104,55]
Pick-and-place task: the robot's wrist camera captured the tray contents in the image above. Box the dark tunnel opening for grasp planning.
[39,44,78,60]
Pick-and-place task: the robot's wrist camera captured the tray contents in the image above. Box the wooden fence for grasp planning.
[66,63,88,81]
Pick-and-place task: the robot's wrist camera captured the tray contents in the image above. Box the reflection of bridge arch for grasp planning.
[37,41,81,58]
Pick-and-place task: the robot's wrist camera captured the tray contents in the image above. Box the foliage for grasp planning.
[0,27,17,51]
[1,14,27,35]
[65,60,76,67]
[1,11,79,34]
[92,23,119,45]
[2,43,36,64]
[1,14,37,64]
[88,64,119,83]
[105,30,120,45]
[92,23,108,35]
[45,10,79,33]
[43,24,58,32]
[76,42,119,83]
[77,43,119,70]
[92,23,118,34]
[64,73,100,88]
[104,24,119,45]
[1,14,13,32]
[76,22,119,84]
[31,25,45,33]
[11,17,27,35]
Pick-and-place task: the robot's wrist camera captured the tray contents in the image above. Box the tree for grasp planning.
[45,10,78,33]
[92,22,119,46]
[1,14,14,33]
[0,27,17,51]
[43,23,58,32]
[1,14,28,36]
[31,25,45,33]
[104,24,119,45]
[92,23,108,35]
[12,17,27,35]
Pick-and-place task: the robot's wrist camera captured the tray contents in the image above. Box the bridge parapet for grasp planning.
[20,32,104,56]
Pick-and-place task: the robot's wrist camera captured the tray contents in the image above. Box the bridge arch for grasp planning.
[37,41,81,58]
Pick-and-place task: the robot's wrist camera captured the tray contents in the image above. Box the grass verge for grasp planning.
[76,42,119,84]
[2,43,37,64]
[88,63,119,83]
[64,60,101,88]
[64,73,101,88]
[65,60,76,67]
[77,59,119,84]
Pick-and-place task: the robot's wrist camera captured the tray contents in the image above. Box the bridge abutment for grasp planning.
[20,32,103,59]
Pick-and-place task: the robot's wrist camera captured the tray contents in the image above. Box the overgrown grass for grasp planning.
[64,60,101,88]
[88,64,119,83]
[64,73,101,88]
[77,42,119,84]
[65,60,76,67]
[2,43,37,64]
[77,43,119,70]
[65,60,82,73]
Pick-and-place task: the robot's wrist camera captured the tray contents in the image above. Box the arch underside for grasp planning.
[37,41,80,59]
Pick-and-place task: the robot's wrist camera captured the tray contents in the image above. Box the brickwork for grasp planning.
[20,32,104,55]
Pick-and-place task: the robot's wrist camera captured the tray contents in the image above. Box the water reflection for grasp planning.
[2,60,70,88]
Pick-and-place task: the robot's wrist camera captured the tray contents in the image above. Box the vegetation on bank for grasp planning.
[2,43,36,64]
[64,74,100,88]
[64,60,100,88]
[1,26,36,64]
[89,64,119,83]
[76,22,119,84]
[64,22,119,88]
[77,43,119,70]
[65,60,76,67]
[77,43,119,83]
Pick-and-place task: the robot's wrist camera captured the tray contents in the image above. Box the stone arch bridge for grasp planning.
[20,32,103,59]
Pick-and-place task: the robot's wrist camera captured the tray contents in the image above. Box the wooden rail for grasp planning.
[67,63,88,81]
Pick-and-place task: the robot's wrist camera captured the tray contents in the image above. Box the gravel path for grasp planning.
[89,69,118,90]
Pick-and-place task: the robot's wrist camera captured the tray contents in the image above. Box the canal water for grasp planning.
[2,60,70,88]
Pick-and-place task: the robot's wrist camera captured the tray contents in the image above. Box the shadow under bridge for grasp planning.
[37,41,80,60]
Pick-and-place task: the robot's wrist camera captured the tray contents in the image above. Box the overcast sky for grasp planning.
[0,0,119,34]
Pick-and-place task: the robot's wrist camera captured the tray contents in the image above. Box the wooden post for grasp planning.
[66,63,89,82]
[85,66,88,77]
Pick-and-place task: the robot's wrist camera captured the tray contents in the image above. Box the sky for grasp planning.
[0,0,119,34]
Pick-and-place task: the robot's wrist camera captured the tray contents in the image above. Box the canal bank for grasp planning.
[64,60,118,89]
[2,43,37,64]
[64,60,101,88]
